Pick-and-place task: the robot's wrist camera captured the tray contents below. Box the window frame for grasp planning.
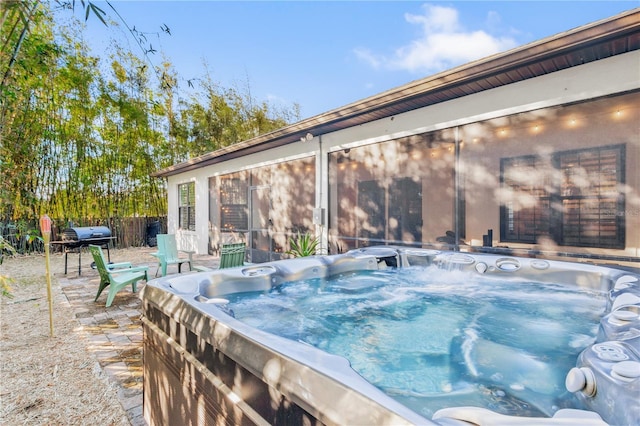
[219,173,249,232]
[178,182,196,231]
[500,144,625,249]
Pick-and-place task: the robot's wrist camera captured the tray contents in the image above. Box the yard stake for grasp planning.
[40,215,54,337]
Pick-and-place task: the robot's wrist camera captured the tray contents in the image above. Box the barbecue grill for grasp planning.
[52,226,116,275]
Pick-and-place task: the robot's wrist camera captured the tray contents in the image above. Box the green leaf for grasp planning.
[286,233,324,257]
[89,3,107,26]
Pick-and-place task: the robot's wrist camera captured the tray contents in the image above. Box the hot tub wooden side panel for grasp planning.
[143,313,319,426]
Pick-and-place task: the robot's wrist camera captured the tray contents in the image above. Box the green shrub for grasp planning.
[0,236,16,298]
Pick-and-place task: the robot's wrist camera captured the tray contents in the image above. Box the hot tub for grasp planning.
[140,247,639,425]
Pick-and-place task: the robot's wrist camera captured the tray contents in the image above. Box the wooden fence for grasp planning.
[1,217,167,254]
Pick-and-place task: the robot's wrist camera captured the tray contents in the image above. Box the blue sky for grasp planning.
[59,1,638,119]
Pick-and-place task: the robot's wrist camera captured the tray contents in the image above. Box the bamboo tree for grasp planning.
[1,6,58,221]
[1,0,107,99]
[1,2,299,240]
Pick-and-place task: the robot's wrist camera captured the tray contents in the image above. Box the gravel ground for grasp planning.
[0,249,151,425]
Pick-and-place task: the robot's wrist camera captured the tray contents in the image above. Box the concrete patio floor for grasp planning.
[57,248,219,426]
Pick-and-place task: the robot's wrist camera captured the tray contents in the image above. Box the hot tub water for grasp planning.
[224,267,606,418]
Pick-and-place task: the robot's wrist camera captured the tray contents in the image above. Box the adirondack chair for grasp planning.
[89,245,148,307]
[151,234,194,277]
[219,242,247,269]
[192,242,248,272]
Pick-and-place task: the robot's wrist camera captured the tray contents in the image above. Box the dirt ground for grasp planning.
[0,248,156,425]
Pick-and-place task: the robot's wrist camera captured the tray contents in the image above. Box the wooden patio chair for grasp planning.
[151,234,193,277]
[89,245,148,307]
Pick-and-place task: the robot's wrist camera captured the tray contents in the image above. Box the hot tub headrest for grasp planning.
[432,407,607,425]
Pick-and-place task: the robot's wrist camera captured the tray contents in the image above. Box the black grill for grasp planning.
[62,226,112,247]
[53,226,115,275]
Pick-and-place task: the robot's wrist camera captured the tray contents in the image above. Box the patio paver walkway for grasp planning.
[57,249,218,426]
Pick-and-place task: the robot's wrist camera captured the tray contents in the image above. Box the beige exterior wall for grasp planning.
[460,91,639,258]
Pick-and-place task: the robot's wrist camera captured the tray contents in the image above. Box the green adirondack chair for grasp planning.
[219,242,247,269]
[89,245,148,307]
[190,242,248,272]
[151,234,194,277]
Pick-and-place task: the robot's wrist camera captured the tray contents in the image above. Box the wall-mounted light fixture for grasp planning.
[300,132,314,142]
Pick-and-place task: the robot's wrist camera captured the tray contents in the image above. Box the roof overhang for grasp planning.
[153,8,640,178]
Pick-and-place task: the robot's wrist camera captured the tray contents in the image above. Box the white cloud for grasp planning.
[356,4,518,74]
[354,48,383,69]
[485,10,503,30]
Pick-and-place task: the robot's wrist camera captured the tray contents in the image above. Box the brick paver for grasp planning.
[57,252,218,426]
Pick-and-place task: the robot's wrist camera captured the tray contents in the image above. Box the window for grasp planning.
[328,134,441,252]
[178,182,196,231]
[357,178,423,244]
[501,145,625,248]
[220,174,248,231]
[501,156,552,243]
[389,178,424,242]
